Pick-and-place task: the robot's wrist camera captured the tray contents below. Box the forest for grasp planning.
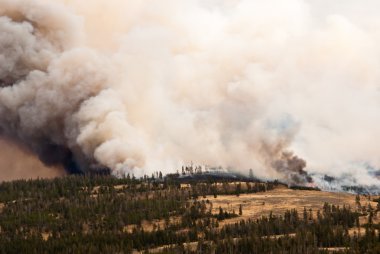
[0,174,379,254]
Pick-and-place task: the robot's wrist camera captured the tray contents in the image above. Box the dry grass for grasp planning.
[201,187,378,226]
[130,187,380,253]
[320,247,350,253]
[124,216,181,233]
[126,188,379,233]
[41,232,52,241]
[114,184,128,190]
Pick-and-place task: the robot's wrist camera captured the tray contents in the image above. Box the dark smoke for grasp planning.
[272,151,311,185]
[0,0,126,175]
[36,143,82,174]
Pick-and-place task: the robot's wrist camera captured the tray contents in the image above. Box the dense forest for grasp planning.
[0,174,379,253]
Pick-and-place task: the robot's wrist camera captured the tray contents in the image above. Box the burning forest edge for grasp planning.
[84,163,380,195]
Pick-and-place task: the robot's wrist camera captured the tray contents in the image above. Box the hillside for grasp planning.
[0,175,379,254]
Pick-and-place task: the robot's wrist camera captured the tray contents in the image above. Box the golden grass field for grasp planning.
[204,187,375,217]
[133,187,379,253]
[125,185,379,234]
[201,186,379,229]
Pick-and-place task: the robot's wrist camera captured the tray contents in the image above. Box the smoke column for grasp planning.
[0,0,379,189]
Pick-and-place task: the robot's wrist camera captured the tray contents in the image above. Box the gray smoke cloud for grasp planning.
[0,0,379,189]
[0,0,145,175]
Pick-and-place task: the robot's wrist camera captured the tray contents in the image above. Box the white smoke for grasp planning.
[0,0,379,189]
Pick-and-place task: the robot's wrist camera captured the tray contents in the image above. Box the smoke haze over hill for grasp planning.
[0,0,379,189]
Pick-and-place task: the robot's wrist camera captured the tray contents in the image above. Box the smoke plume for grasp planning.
[0,0,379,189]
